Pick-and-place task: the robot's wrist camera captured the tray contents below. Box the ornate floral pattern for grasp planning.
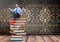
[25,5,60,34]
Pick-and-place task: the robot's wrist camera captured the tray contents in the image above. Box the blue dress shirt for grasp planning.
[10,7,22,15]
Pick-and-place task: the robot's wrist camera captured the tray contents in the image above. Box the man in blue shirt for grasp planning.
[9,4,22,20]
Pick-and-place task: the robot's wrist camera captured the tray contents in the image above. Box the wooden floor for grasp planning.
[0,35,10,42]
[23,35,60,42]
[0,35,60,42]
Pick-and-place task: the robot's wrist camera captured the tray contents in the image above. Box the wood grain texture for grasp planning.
[0,35,60,42]
[36,35,44,42]
[23,35,60,42]
[0,35,10,42]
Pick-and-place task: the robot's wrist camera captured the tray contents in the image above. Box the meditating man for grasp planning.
[9,4,22,20]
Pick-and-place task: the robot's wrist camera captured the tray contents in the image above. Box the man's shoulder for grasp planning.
[18,7,21,9]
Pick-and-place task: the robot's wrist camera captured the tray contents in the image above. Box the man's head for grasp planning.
[16,4,19,7]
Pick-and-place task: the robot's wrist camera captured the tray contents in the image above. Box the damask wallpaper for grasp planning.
[25,5,60,34]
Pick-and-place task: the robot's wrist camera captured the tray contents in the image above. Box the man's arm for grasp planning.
[9,8,16,12]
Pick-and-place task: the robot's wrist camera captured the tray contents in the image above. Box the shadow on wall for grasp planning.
[0,21,10,35]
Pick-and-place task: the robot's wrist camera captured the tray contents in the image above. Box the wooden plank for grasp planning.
[0,36,6,40]
[23,36,28,42]
[54,35,60,39]
[23,35,60,42]
[36,35,44,42]
[0,36,10,42]
[52,35,60,42]
[48,35,60,42]
[1,35,58,42]
[27,35,36,42]
[42,35,54,42]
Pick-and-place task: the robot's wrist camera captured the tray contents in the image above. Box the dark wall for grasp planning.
[0,0,18,10]
[18,0,60,5]
[0,0,60,10]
